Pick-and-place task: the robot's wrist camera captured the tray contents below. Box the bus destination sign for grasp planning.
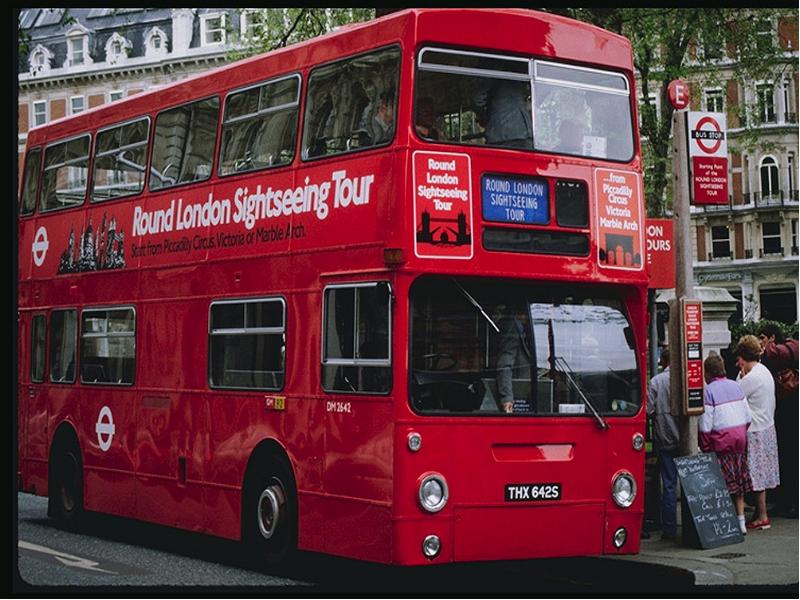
[481,175,549,225]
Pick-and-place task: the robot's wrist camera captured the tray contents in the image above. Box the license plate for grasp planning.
[504,483,562,502]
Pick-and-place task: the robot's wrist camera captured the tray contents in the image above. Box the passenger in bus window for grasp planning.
[473,79,533,149]
[492,302,533,413]
[369,89,395,145]
[415,96,440,140]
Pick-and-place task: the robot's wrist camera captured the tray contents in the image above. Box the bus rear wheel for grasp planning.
[243,454,297,567]
[49,437,84,529]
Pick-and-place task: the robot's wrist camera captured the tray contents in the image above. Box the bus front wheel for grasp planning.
[243,453,297,567]
[48,436,84,529]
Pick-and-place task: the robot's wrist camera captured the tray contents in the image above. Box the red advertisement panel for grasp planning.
[594,168,643,271]
[684,301,702,344]
[645,218,675,289]
[413,151,473,259]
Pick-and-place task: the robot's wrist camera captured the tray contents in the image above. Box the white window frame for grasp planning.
[65,28,93,68]
[109,90,124,103]
[144,27,168,58]
[201,12,226,46]
[759,155,780,199]
[755,81,776,124]
[240,9,264,42]
[32,100,47,127]
[70,95,85,115]
[28,44,53,75]
[704,88,724,113]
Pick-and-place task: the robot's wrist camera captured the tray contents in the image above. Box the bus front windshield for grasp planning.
[410,277,640,417]
[414,48,634,162]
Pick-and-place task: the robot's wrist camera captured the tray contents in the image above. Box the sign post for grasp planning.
[667,84,702,459]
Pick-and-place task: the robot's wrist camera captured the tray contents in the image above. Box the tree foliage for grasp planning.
[229,8,375,59]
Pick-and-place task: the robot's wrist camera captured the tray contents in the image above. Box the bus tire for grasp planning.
[242,452,298,568]
[48,432,84,529]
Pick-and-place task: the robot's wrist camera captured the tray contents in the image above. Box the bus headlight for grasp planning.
[418,473,448,513]
[632,433,645,451]
[611,471,636,508]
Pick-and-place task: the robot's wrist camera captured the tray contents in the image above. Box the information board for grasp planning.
[675,453,744,549]
[481,174,549,225]
[682,299,704,414]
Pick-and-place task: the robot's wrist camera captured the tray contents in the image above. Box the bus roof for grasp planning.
[24,8,633,148]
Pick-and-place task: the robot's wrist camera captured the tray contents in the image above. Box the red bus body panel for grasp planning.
[18,9,646,565]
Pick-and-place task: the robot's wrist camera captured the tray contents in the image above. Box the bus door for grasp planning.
[320,281,395,558]
[78,307,138,519]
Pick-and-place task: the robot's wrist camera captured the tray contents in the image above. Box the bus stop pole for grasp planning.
[668,109,699,457]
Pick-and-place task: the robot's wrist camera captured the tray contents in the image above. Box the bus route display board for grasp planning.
[682,299,704,415]
[676,453,744,549]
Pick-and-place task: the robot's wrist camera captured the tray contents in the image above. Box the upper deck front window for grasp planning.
[415,48,634,162]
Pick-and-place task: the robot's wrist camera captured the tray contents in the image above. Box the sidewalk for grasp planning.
[610,515,799,588]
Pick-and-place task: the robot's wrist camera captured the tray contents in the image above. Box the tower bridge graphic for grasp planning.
[416,210,471,246]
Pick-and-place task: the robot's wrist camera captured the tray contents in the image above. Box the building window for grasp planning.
[209,298,286,390]
[32,100,47,127]
[144,27,168,57]
[105,33,131,64]
[705,89,724,113]
[322,282,392,394]
[80,307,136,385]
[240,9,265,41]
[759,287,797,323]
[788,154,796,200]
[70,96,85,115]
[791,219,798,252]
[711,225,731,259]
[755,19,774,53]
[109,90,124,103]
[201,13,226,46]
[760,156,780,199]
[762,221,782,255]
[29,44,52,75]
[756,83,776,124]
[66,34,90,67]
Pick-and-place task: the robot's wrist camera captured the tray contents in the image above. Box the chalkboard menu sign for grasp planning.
[675,452,744,549]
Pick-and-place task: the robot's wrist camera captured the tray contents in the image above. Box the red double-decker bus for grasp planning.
[18,8,648,566]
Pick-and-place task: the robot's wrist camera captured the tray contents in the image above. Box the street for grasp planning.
[15,492,695,594]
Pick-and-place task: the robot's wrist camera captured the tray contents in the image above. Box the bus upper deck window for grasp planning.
[20,148,42,216]
[151,97,219,191]
[302,46,400,160]
[219,75,300,176]
[92,118,149,202]
[41,135,91,212]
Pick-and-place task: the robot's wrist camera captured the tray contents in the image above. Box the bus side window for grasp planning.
[151,97,220,192]
[80,307,136,385]
[50,309,77,384]
[92,118,149,202]
[31,315,46,383]
[219,75,300,176]
[41,135,91,212]
[20,148,42,216]
[322,283,391,394]
[302,46,400,160]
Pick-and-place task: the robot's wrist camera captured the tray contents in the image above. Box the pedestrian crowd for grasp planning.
[647,324,798,541]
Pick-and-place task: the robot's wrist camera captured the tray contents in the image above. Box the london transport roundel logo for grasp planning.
[694,116,723,155]
[95,406,116,452]
[32,226,49,267]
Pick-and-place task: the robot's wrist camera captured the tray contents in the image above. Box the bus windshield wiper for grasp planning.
[452,279,499,333]
[553,356,609,430]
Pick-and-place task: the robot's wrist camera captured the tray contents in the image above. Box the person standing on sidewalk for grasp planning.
[647,347,680,540]
[758,323,798,519]
[735,335,780,531]
[698,352,752,535]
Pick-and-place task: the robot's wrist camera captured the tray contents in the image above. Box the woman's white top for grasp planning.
[736,362,776,432]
